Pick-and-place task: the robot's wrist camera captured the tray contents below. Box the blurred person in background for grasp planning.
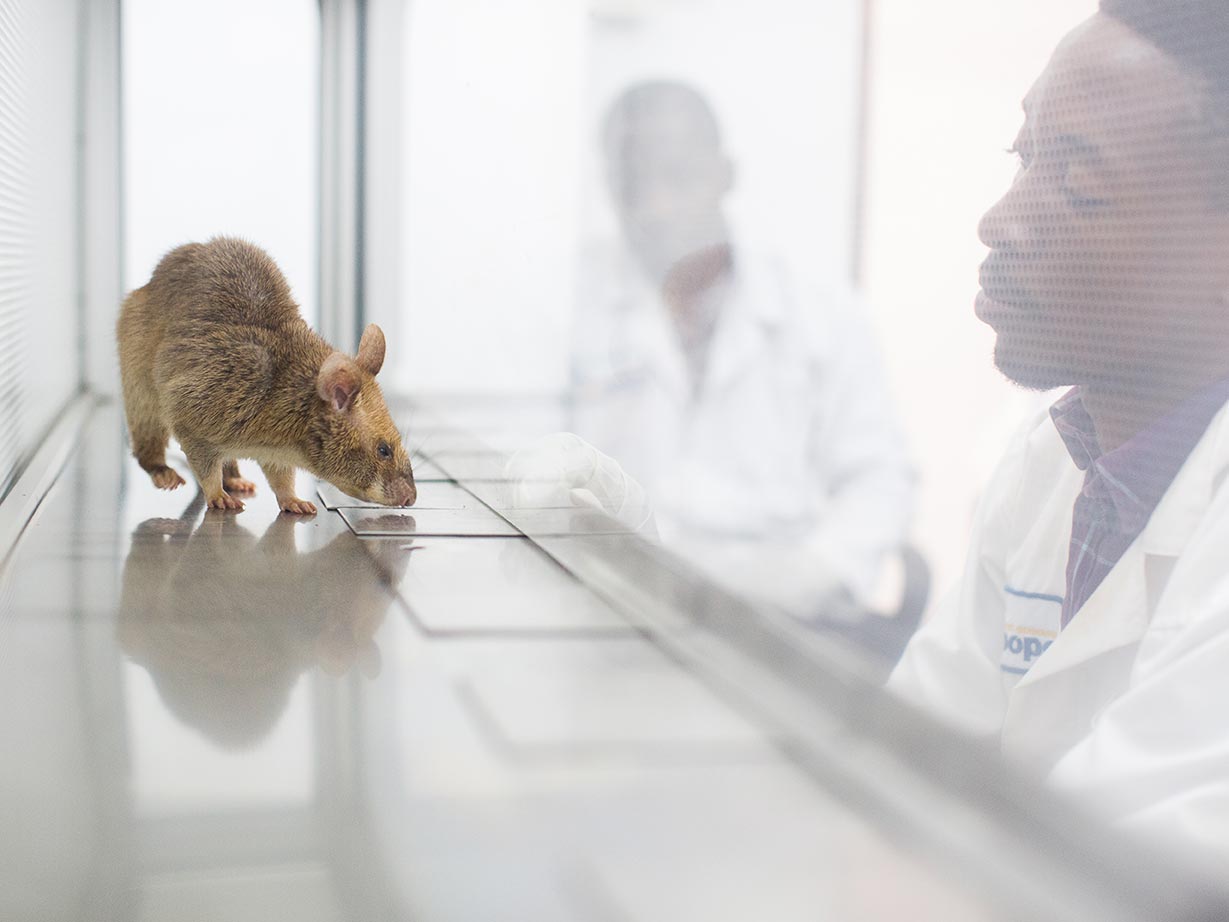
[567,79,917,640]
[891,0,1229,867]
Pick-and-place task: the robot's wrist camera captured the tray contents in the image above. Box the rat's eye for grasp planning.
[377,440,392,459]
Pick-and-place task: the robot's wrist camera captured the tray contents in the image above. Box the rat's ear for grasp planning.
[356,324,385,377]
[317,353,361,413]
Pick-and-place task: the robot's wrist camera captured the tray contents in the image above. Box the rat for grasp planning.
[117,236,417,514]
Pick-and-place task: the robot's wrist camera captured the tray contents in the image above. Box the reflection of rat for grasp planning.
[117,236,417,513]
[116,499,412,748]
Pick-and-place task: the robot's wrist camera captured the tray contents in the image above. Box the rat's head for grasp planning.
[308,324,416,506]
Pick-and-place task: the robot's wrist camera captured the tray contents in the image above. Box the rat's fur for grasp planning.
[117,237,416,512]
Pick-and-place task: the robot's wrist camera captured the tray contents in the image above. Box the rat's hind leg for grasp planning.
[128,419,185,491]
[120,351,184,491]
[182,439,243,511]
[222,460,258,495]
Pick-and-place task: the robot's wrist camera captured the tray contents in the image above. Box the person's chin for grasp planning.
[992,338,1071,392]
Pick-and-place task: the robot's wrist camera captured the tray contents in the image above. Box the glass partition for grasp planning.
[368,0,1229,882]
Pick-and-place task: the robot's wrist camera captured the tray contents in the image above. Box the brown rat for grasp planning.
[117,236,416,513]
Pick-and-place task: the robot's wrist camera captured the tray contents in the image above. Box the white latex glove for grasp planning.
[504,433,655,532]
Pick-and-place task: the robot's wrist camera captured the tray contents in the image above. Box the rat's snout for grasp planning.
[387,475,416,507]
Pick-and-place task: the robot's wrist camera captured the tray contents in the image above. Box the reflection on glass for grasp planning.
[892,2,1229,870]
[118,498,408,748]
[568,79,916,632]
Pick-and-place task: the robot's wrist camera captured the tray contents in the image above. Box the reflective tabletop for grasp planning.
[0,401,1221,922]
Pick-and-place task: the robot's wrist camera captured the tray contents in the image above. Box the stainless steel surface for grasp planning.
[382,537,634,635]
[339,506,520,537]
[317,480,477,510]
[2,401,1224,922]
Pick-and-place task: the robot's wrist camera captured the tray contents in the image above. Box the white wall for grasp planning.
[123,0,319,323]
[394,0,586,397]
[862,0,1099,599]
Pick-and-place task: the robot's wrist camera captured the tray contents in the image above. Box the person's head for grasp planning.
[602,80,734,282]
[977,2,1229,396]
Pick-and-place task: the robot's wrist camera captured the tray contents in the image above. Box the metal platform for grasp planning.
[0,398,1222,922]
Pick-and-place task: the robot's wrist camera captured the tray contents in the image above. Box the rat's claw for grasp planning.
[208,492,244,511]
[224,477,258,495]
[280,498,317,516]
[150,466,186,490]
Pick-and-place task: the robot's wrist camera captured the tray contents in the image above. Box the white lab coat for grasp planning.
[570,243,913,611]
[891,398,1229,866]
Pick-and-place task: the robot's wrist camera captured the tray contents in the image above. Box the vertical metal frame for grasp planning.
[318,0,367,353]
[358,0,405,360]
[80,0,124,395]
[850,0,874,286]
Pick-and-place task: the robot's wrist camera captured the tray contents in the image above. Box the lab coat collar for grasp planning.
[724,247,790,328]
[1013,551,1147,688]
[1138,396,1229,557]
[1050,380,1229,537]
[613,246,797,403]
[607,242,826,404]
[697,250,802,396]
[1014,399,1229,688]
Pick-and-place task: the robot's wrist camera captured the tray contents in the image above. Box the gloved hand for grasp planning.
[503,432,655,532]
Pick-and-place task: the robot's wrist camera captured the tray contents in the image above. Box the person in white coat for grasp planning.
[569,80,915,622]
[891,0,1229,868]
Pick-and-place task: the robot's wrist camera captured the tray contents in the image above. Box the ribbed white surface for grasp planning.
[0,0,31,495]
[0,0,82,497]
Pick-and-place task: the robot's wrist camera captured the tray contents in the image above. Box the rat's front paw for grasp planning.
[280,498,317,515]
[224,476,258,495]
[149,466,186,491]
[207,492,245,511]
